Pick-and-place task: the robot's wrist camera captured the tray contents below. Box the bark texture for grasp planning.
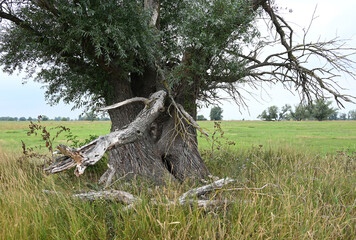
[46,88,210,185]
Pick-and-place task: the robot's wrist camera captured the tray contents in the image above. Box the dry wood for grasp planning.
[73,190,140,205]
[42,178,278,212]
[99,97,148,111]
[45,90,167,176]
[179,177,236,204]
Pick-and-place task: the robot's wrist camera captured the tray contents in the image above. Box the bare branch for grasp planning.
[99,97,149,111]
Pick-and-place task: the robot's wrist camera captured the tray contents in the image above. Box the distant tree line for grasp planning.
[0,111,111,121]
[258,99,356,121]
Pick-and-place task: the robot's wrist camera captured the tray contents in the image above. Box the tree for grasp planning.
[339,113,347,120]
[210,106,223,121]
[348,110,356,120]
[19,117,27,121]
[328,112,339,121]
[41,115,49,121]
[197,115,207,121]
[82,111,98,121]
[309,99,337,121]
[279,104,292,121]
[290,104,310,121]
[258,105,278,121]
[1,0,355,185]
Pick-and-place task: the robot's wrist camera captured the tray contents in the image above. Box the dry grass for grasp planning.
[0,144,355,239]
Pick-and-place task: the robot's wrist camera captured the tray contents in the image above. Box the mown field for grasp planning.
[0,120,355,239]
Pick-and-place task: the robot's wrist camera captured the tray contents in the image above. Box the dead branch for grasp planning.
[73,190,141,205]
[42,178,280,211]
[99,97,149,111]
[257,2,356,106]
[45,90,167,176]
[179,177,236,204]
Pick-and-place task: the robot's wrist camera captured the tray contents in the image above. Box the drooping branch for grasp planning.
[45,90,167,176]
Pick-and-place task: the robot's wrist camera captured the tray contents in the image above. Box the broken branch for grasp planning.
[99,97,149,111]
[45,90,167,176]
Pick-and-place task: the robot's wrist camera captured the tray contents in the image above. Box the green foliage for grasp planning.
[210,106,223,120]
[162,0,259,97]
[262,100,337,121]
[209,121,236,154]
[0,117,18,121]
[258,105,279,121]
[0,0,158,108]
[290,103,310,121]
[309,99,337,121]
[279,104,292,120]
[0,0,259,109]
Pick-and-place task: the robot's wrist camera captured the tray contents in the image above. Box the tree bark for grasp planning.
[95,72,209,186]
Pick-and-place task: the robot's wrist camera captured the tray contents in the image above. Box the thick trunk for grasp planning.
[98,72,209,186]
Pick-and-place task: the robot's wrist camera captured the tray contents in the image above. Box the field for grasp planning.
[1,120,356,154]
[0,120,355,239]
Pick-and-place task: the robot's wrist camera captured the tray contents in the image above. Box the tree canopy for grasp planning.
[259,100,338,121]
[210,106,223,121]
[1,0,354,111]
[258,105,278,121]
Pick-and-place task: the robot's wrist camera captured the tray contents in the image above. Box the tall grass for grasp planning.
[0,145,355,239]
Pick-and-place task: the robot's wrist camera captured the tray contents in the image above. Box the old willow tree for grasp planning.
[0,0,355,185]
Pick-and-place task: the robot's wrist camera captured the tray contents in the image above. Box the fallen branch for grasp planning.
[41,178,281,212]
[73,190,141,205]
[179,177,236,204]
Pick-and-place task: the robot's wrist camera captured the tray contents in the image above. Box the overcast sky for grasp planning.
[0,0,355,120]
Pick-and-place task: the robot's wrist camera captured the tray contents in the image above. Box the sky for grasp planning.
[0,0,355,120]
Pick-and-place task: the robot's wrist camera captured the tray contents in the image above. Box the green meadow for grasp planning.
[197,121,356,155]
[1,120,355,154]
[0,120,355,239]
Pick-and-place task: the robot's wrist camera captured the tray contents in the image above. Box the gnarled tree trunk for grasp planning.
[46,69,210,185]
[102,70,209,185]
